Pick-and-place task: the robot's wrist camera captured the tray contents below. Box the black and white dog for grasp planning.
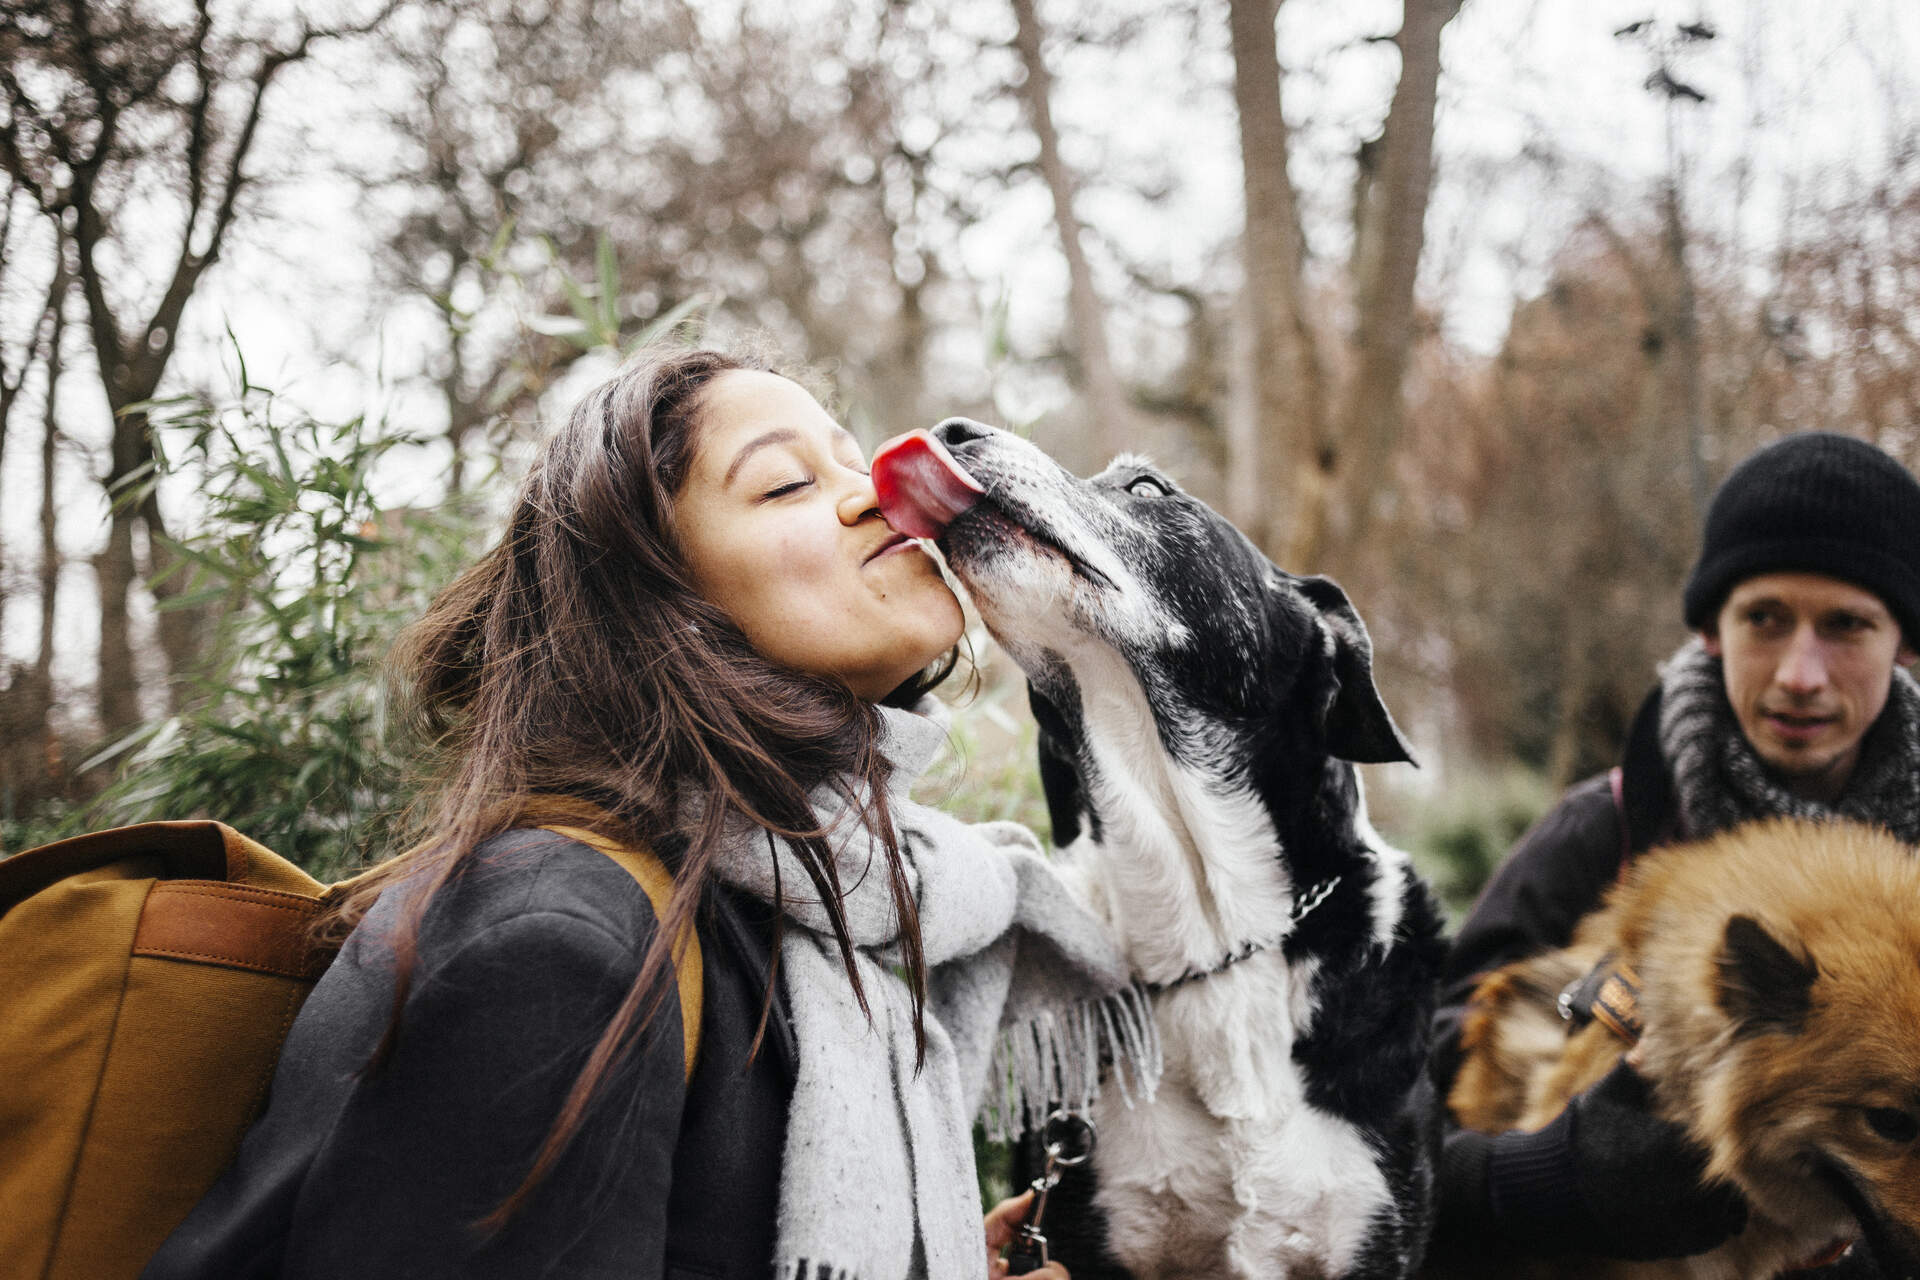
[900,420,1447,1279]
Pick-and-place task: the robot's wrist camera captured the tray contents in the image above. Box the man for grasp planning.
[1427,432,1920,1270]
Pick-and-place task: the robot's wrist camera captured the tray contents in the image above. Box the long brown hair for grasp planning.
[322,346,953,1230]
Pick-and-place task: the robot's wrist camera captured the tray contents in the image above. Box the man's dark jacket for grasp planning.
[1430,689,1676,1089]
[141,829,795,1280]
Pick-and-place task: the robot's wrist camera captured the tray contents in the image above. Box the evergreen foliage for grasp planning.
[78,382,476,879]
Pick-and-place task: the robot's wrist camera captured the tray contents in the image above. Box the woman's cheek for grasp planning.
[771,530,841,599]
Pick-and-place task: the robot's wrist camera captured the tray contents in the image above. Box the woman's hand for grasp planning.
[984,1189,1070,1279]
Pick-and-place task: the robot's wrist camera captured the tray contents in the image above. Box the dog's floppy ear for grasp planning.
[1294,575,1416,766]
[1715,914,1818,1037]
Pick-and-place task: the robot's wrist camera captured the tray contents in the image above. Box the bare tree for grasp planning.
[0,193,66,648]
[1329,0,1463,554]
[366,0,667,491]
[0,0,394,733]
[1227,0,1327,551]
[1228,0,1464,571]
[0,226,72,821]
[1615,17,1718,513]
[25,239,70,809]
[1007,0,1137,459]
[363,0,990,469]
[0,191,52,484]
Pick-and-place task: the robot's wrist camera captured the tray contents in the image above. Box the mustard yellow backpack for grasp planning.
[0,819,698,1280]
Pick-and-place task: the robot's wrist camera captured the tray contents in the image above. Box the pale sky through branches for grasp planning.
[2,0,1914,700]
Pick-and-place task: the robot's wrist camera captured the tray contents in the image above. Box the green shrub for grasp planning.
[82,385,477,879]
[1395,765,1554,921]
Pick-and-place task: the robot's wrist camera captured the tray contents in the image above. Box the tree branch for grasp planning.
[179,0,217,251]
[1009,0,1136,459]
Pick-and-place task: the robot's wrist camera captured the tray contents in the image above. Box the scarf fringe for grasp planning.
[980,982,1163,1141]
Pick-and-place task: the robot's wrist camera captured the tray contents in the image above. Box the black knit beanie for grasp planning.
[1683,432,1920,640]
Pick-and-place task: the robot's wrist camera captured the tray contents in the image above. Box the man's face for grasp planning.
[1704,572,1916,801]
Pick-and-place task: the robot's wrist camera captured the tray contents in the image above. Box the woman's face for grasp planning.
[674,370,965,701]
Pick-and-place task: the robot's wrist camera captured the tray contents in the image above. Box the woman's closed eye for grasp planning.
[759,475,815,501]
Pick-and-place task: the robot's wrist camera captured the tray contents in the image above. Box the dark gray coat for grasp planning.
[142,829,796,1280]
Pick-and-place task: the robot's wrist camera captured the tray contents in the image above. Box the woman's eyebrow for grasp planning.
[723,428,800,486]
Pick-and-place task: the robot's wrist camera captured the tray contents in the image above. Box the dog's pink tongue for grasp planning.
[871,430,985,540]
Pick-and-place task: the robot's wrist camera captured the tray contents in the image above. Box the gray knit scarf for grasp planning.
[1658,638,1920,843]
[707,700,1160,1280]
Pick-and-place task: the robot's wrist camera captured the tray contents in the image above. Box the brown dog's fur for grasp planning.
[1448,819,1920,1280]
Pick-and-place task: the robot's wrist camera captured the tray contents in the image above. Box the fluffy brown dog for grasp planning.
[1448,818,1920,1280]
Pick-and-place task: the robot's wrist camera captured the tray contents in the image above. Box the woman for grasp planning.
[142,348,1152,1279]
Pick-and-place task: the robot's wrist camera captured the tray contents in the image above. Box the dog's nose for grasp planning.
[932,417,994,449]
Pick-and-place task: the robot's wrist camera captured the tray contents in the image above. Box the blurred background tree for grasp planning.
[67,379,472,876]
[0,0,1915,922]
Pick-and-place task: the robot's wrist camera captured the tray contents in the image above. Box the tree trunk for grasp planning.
[0,227,69,816]
[1660,177,1710,515]
[0,216,70,650]
[1228,0,1330,559]
[1009,0,1133,462]
[94,514,141,737]
[1545,600,1591,789]
[1315,0,1463,563]
[438,242,485,497]
[145,492,208,708]
[1224,287,1261,532]
[90,356,210,713]
[1618,194,1708,539]
[0,194,25,495]
[76,295,198,726]
[33,275,66,790]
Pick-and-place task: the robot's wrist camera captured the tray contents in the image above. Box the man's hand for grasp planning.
[985,1189,1070,1279]
[1491,1059,1750,1260]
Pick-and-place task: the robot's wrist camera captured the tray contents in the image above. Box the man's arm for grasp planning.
[1426,775,1746,1266]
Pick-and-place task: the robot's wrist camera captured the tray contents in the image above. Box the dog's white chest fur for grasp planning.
[1052,642,1399,1279]
[1089,956,1392,1279]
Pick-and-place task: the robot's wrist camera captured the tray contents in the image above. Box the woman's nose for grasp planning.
[839,468,882,525]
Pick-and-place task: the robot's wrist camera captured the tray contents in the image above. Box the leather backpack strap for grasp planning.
[537,825,702,1082]
[1609,767,1632,867]
[0,821,320,913]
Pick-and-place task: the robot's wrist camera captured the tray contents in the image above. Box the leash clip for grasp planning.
[1005,1110,1096,1273]
[1556,952,1646,1044]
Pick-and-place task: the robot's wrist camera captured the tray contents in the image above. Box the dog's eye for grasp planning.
[1865,1107,1920,1143]
[1127,476,1168,498]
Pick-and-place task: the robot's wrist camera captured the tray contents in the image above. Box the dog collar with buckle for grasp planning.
[1144,876,1342,994]
[1557,952,1645,1044]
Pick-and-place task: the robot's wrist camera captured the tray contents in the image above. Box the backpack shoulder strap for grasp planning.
[1608,766,1632,867]
[537,825,702,1083]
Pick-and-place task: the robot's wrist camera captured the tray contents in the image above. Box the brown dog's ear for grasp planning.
[1714,914,1818,1037]
[1294,575,1416,766]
